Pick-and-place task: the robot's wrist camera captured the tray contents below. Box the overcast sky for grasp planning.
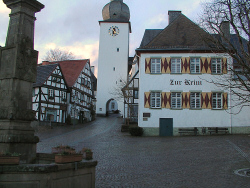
[0,0,204,75]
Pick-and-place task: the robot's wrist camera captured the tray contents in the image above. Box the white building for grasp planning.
[33,64,68,123]
[33,60,96,125]
[135,11,250,136]
[96,0,131,117]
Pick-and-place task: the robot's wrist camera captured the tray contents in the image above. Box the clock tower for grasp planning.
[96,0,131,117]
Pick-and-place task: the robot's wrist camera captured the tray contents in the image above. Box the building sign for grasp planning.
[170,79,202,86]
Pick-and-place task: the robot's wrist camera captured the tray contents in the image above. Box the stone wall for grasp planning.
[0,160,97,188]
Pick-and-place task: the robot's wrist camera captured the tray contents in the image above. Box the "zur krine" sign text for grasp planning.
[170,79,202,85]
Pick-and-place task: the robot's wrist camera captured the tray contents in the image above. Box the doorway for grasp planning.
[159,118,173,136]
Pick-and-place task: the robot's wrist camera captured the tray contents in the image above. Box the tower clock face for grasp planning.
[109,26,119,36]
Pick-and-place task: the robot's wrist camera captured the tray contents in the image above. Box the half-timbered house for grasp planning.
[33,64,68,123]
[40,60,95,124]
[122,58,139,123]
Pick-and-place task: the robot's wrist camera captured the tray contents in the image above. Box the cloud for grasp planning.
[0,3,9,14]
[1,0,203,76]
[0,3,10,46]
[37,41,99,75]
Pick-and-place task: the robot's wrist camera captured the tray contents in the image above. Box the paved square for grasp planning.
[36,115,250,187]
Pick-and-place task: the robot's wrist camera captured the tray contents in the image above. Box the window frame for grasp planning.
[190,92,201,109]
[150,91,161,109]
[150,58,161,74]
[61,91,67,101]
[211,58,222,74]
[171,92,182,109]
[134,89,139,99]
[212,92,223,109]
[48,89,54,99]
[190,57,201,74]
[171,58,182,74]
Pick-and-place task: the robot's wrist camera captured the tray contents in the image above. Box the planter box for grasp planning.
[74,154,83,162]
[52,147,75,154]
[0,156,20,165]
[85,152,93,160]
[55,154,82,164]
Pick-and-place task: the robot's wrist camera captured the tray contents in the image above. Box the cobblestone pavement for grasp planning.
[36,115,250,188]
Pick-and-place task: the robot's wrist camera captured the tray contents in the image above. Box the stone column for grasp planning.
[0,0,44,163]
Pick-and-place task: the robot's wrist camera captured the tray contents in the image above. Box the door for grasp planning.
[159,118,173,136]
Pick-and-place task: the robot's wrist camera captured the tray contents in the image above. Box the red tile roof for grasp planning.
[41,60,89,87]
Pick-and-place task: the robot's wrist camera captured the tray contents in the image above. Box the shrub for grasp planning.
[65,114,72,125]
[129,127,144,136]
[114,110,120,114]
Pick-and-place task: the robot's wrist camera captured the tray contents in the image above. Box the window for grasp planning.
[211,58,222,74]
[151,59,161,74]
[111,102,115,109]
[61,91,67,101]
[150,92,161,108]
[48,89,54,99]
[212,93,223,109]
[171,58,181,73]
[134,89,138,99]
[117,48,119,52]
[190,92,201,109]
[81,78,85,85]
[190,58,200,74]
[80,94,84,101]
[52,77,57,82]
[32,89,35,97]
[171,92,182,109]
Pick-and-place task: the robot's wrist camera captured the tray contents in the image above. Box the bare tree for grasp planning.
[200,0,250,112]
[109,78,134,125]
[42,48,75,61]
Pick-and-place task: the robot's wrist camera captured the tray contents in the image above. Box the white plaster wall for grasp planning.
[139,52,232,128]
[230,90,250,128]
[96,22,130,116]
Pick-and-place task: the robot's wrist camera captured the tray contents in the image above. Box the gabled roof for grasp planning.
[41,60,89,88]
[138,14,212,51]
[139,29,162,48]
[33,64,58,87]
[91,71,97,92]
[128,57,134,74]
[57,60,89,87]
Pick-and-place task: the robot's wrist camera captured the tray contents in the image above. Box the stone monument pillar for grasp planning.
[0,0,44,163]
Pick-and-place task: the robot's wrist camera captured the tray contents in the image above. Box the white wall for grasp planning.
[138,52,232,129]
[96,22,130,116]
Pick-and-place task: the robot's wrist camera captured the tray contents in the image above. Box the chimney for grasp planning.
[42,61,50,65]
[168,10,181,24]
[91,66,95,74]
[220,21,230,42]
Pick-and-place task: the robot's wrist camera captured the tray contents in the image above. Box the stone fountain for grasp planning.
[0,1,97,187]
